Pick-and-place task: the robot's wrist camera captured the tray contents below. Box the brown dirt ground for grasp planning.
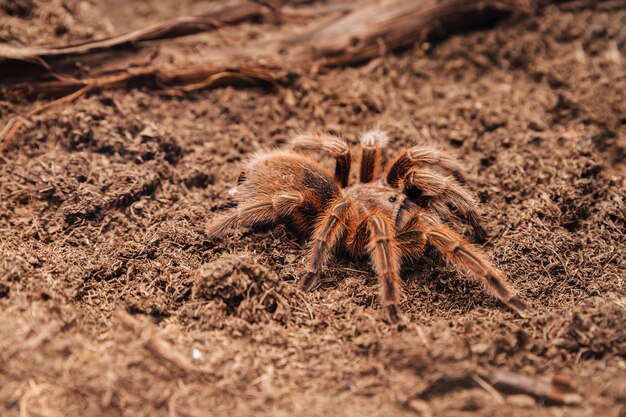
[1,1,625,416]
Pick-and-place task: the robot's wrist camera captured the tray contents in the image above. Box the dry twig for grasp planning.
[489,370,583,405]
[0,0,527,152]
[1,0,525,95]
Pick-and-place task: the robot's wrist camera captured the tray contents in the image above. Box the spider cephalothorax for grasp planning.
[207,130,529,322]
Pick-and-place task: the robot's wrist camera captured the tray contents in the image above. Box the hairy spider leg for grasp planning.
[299,198,353,291]
[359,130,388,183]
[291,133,352,188]
[400,167,487,242]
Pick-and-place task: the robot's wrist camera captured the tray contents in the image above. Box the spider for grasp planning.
[206,130,529,322]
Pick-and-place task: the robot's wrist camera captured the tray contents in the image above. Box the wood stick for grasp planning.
[0,0,527,152]
[0,2,273,60]
[0,0,368,61]
[0,86,93,151]
[1,0,525,96]
[489,370,583,405]
[280,0,521,66]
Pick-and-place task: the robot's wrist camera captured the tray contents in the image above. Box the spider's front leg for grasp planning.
[395,216,428,260]
[299,198,352,291]
[387,145,466,187]
[366,214,403,323]
[402,168,487,243]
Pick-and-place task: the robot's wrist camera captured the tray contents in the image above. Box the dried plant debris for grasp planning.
[490,370,583,405]
[553,299,626,359]
[192,254,296,325]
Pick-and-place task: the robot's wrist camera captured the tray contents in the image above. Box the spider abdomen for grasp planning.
[239,151,342,235]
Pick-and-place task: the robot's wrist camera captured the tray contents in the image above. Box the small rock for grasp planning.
[407,399,432,417]
[191,348,202,361]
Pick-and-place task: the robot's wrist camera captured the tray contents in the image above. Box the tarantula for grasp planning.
[206,130,528,322]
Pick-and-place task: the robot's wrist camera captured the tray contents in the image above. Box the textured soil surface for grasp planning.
[1,1,625,416]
